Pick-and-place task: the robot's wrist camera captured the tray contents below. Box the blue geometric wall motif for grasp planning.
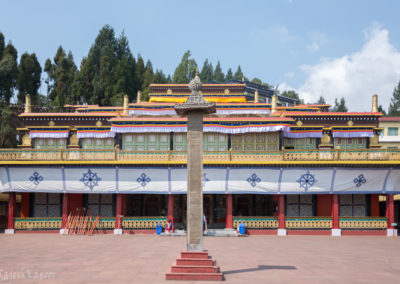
[297,170,317,192]
[353,174,367,187]
[137,173,151,187]
[29,172,43,185]
[203,173,210,186]
[80,169,102,191]
[247,173,261,188]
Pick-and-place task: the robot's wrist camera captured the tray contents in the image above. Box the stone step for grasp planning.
[205,229,237,237]
[176,258,214,266]
[181,251,209,259]
[166,272,223,281]
[171,265,219,273]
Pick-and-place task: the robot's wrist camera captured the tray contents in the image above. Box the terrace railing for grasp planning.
[0,148,399,162]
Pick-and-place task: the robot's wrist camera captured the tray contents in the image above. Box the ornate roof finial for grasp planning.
[195,66,199,78]
[242,75,245,82]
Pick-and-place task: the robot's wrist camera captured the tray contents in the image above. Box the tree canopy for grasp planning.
[388,80,400,116]
[332,97,348,112]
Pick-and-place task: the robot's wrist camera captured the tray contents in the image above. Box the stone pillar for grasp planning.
[137,90,142,103]
[331,194,341,236]
[114,194,123,235]
[186,111,204,251]
[167,194,174,223]
[386,194,397,237]
[6,192,16,234]
[225,194,233,229]
[60,193,70,234]
[277,195,286,236]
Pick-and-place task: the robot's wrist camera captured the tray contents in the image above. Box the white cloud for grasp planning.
[306,31,328,53]
[281,24,400,111]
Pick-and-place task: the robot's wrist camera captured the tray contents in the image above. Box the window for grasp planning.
[33,193,61,217]
[35,138,67,149]
[347,138,352,144]
[358,138,363,144]
[339,194,366,217]
[337,138,342,145]
[87,194,113,217]
[82,138,114,150]
[388,127,398,136]
[286,195,314,216]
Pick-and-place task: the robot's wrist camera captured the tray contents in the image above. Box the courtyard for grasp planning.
[0,234,399,283]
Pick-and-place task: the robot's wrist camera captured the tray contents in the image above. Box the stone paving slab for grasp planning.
[0,234,399,283]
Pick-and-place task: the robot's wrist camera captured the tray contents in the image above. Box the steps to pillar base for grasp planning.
[166,251,223,281]
[166,272,223,281]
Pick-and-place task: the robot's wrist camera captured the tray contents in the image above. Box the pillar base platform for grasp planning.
[331,229,341,236]
[166,251,223,281]
[114,229,123,235]
[5,229,14,234]
[387,229,398,237]
[277,229,287,236]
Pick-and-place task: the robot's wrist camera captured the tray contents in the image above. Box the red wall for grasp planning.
[20,193,30,217]
[370,194,380,217]
[317,195,332,216]
[69,194,83,213]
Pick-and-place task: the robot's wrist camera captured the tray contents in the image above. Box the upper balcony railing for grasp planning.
[0,148,399,163]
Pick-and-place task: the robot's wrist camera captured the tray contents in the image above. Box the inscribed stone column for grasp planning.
[6,192,16,234]
[175,69,216,252]
[331,194,341,236]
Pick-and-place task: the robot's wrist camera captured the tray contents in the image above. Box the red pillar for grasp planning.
[386,194,395,229]
[225,194,233,229]
[167,194,174,223]
[20,193,30,218]
[331,194,341,236]
[61,193,70,229]
[115,194,123,232]
[278,195,286,234]
[7,192,16,233]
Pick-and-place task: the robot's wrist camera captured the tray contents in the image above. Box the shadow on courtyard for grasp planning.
[223,265,297,275]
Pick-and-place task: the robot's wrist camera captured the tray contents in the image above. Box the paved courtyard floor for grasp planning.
[0,234,399,283]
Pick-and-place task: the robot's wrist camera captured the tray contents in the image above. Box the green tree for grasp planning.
[388,81,400,116]
[44,46,77,110]
[213,61,225,82]
[225,68,233,81]
[0,39,18,104]
[141,60,155,100]
[281,90,303,104]
[233,66,243,81]
[16,53,42,104]
[251,77,262,85]
[317,96,326,104]
[72,26,137,105]
[200,59,213,83]
[378,105,387,116]
[332,97,348,112]
[172,51,197,83]
[0,104,19,147]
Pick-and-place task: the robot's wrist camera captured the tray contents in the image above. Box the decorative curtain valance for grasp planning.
[29,128,69,139]
[332,128,374,138]
[284,127,323,138]
[76,127,115,139]
[110,119,291,134]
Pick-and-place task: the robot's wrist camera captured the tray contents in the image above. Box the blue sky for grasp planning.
[1,0,400,111]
